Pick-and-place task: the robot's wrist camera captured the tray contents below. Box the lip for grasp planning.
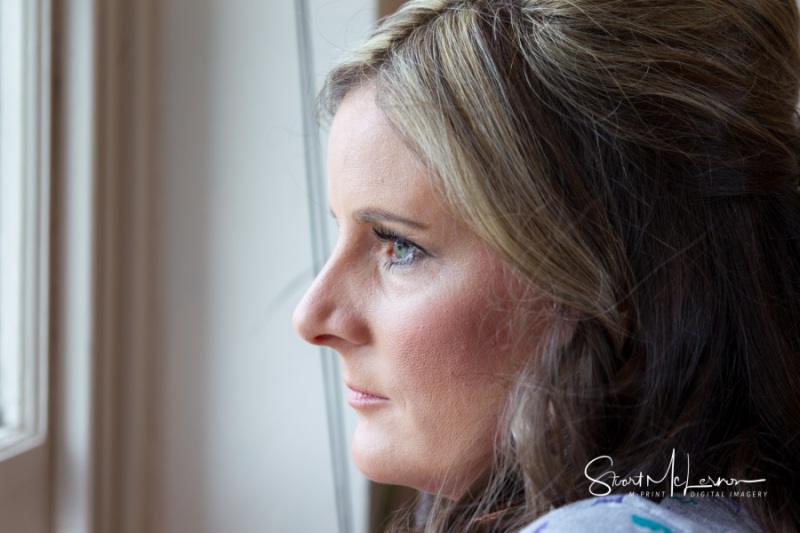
[346,384,389,409]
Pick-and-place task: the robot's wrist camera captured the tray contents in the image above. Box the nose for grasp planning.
[292,253,369,350]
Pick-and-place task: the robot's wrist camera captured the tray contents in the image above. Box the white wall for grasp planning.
[153,1,374,531]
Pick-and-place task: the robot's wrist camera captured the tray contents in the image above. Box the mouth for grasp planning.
[346,384,389,408]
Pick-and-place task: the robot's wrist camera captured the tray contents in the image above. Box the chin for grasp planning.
[350,428,483,498]
[351,428,403,484]
[351,426,428,492]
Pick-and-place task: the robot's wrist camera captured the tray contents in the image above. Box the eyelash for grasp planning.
[371,225,427,270]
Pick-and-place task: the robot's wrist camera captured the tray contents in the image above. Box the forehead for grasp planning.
[325,88,436,217]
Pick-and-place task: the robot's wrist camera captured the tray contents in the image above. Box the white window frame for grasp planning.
[0,0,51,463]
[2,0,153,528]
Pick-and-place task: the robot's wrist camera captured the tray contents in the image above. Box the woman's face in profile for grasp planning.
[293,88,546,497]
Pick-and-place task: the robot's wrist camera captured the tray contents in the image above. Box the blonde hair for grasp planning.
[320,1,800,531]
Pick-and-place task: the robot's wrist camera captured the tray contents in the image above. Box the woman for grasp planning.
[293,0,800,531]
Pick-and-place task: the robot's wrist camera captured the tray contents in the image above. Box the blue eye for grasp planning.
[391,240,414,262]
[372,226,425,269]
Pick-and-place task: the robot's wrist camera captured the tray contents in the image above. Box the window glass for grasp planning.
[0,0,48,458]
[0,0,25,438]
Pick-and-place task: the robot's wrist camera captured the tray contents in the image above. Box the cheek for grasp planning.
[386,283,522,429]
[397,282,522,369]
[356,253,545,494]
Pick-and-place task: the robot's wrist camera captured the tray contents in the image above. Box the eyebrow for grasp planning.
[356,209,429,229]
[328,207,428,230]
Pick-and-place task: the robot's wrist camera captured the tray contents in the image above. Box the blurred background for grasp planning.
[0,0,412,532]
[152,1,375,531]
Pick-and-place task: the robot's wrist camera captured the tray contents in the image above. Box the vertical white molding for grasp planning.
[52,0,97,530]
[52,0,155,531]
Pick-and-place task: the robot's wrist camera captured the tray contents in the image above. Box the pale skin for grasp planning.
[292,87,548,498]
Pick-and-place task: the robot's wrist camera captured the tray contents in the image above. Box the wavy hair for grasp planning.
[319,1,800,531]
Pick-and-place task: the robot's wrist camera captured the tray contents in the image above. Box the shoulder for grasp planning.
[518,494,758,533]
